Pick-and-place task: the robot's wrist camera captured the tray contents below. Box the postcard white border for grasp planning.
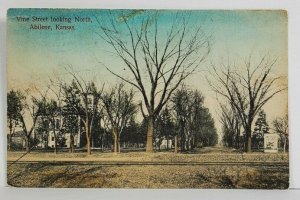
[1,0,300,199]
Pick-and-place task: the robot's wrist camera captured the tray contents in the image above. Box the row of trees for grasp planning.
[7,11,286,154]
[96,11,286,153]
[221,107,288,152]
[7,78,135,154]
[7,75,217,154]
[208,56,287,152]
[171,86,217,150]
[221,108,268,150]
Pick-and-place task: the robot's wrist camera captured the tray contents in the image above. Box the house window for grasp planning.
[51,137,54,141]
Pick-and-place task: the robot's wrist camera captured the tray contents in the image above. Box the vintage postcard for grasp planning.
[6,9,288,188]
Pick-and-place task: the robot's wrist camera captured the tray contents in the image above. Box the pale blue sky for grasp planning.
[7,9,288,130]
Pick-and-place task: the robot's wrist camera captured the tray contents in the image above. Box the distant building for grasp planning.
[8,115,84,150]
[160,139,173,150]
[43,116,82,149]
[47,132,81,148]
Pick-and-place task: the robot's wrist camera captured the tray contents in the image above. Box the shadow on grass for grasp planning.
[193,166,288,189]
[8,163,289,189]
[38,166,109,187]
[8,163,48,187]
[8,164,112,188]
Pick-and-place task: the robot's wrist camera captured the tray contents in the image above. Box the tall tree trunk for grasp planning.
[235,124,240,149]
[54,131,57,155]
[8,135,11,151]
[85,123,91,155]
[25,135,30,153]
[91,131,94,149]
[112,128,118,153]
[8,124,12,150]
[185,132,190,151]
[191,135,195,150]
[158,138,161,151]
[166,135,169,150]
[113,135,117,153]
[146,116,154,153]
[180,119,185,152]
[118,137,121,153]
[245,126,252,153]
[46,131,49,152]
[86,134,91,155]
[283,137,286,154]
[69,134,74,153]
[54,138,57,154]
[101,135,104,151]
[174,135,178,153]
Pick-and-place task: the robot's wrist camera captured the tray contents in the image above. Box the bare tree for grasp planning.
[63,68,104,155]
[46,77,66,154]
[101,83,137,153]
[208,56,286,152]
[219,103,241,149]
[272,114,288,153]
[98,11,211,152]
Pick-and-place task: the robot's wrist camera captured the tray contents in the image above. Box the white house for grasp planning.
[48,131,81,148]
[160,139,173,150]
